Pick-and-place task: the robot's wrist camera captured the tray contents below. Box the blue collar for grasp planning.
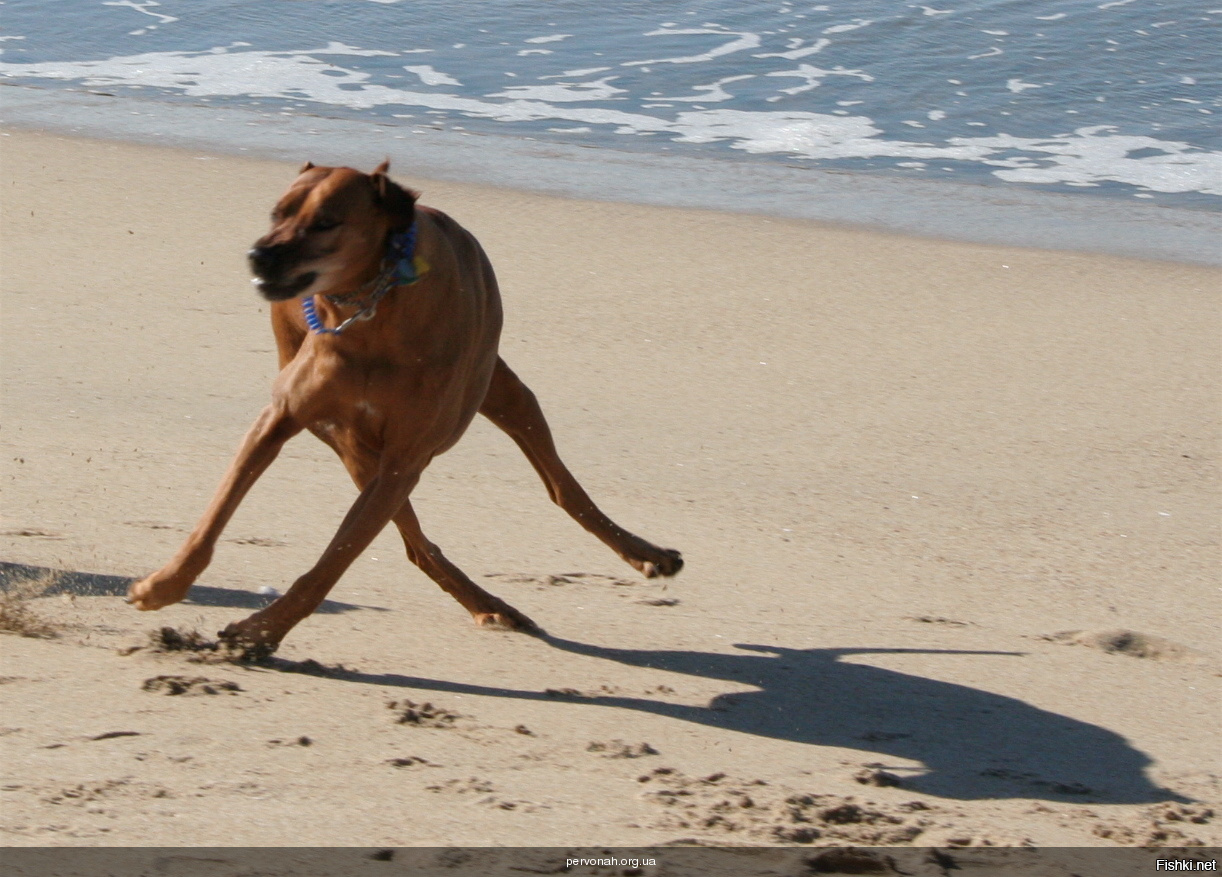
[302,224,427,335]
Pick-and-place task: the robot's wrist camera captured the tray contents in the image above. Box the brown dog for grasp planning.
[127,160,682,652]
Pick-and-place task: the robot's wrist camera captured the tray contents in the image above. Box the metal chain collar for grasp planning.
[301,225,424,335]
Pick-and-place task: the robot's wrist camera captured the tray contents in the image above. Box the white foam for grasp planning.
[766,63,874,96]
[309,43,399,58]
[488,76,627,102]
[623,27,762,66]
[753,38,830,60]
[666,109,1001,163]
[977,128,1222,195]
[822,20,874,34]
[3,45,1219,199]
[1006,78,1043,93]
[655,75,755,103]
[540,67,613,79]
[403,65,461,87]
[103,1,178,26]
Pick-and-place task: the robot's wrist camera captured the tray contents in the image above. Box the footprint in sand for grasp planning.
[387,699,462,728]
[141,675,242,696]
[0,528,64,539]
[586,739,660,759]
[1044,629,1207,663]
[483,571,637,589]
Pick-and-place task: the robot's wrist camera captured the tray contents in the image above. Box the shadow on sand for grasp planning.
[265,634,1182,805]
[0,560,1180,804]
[0,561,377,614]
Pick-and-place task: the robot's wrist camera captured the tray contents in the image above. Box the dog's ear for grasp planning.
[370,166,419,230]
[299,161,315,173]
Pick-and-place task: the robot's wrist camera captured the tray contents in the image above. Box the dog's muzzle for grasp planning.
[248,245,317,301]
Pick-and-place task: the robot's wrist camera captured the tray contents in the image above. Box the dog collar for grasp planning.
[301,224,430,335]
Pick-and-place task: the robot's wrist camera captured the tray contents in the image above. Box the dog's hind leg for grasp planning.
[479,357,683,579]
[392,501,541,633]
[312,439,537,633]
[128,403,301,611]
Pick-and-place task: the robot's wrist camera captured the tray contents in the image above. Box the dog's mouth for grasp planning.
[252,271,318,302]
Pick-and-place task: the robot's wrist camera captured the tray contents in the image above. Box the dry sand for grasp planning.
[1,128,1219,866]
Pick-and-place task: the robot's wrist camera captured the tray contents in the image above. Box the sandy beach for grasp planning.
[1,127,1218,866]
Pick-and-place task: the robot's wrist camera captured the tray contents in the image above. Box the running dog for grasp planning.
[127,160,682,653]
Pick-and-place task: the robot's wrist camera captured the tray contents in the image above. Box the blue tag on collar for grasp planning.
[389,228,428,285]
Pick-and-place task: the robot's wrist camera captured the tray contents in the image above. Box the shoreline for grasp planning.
[2,83,1220,267]
[1,127,1218,851]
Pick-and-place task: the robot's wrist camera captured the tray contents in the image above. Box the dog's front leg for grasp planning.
[217,466,418,654]
[127,404,301,611]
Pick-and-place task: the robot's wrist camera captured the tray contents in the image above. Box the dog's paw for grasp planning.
[473,605,543,636]
[127,574,192,611]
[637,548,684,579]
[217,618,283,660]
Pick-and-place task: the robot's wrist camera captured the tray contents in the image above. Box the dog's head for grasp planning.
[248,160,418,301]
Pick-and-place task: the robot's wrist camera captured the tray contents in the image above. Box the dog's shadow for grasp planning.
[307,635,1182,805]
[1,561,1180,804]
[0,561,375,614]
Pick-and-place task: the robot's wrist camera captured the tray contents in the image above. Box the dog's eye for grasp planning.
[309,218,341,233]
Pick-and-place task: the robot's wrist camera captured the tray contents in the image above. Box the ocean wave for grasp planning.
[2,42,1218,197]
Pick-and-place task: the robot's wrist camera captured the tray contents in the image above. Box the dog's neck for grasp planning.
[327,224,421,308]
[303,223,428,335]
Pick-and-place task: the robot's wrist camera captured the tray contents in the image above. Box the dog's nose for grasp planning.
[248,245,278,275]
